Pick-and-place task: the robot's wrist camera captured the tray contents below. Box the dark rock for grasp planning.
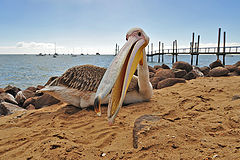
[4,85,21,97]
[232,95,240,101]
[0,102,25,116]
[228,72,239,76]
[0,88,4,93]
[34,94,60,109]
[184,67,204,80]
[149,72,155,78]
[157,78,186,89]
[192,66,204,77]
[15,91,26,107]
[148,66,157,73]
[26,86,37,92]
[173,69,187,78]
[209,67,229,77]
[26,104,35,110]
[45,76,58,86]
[172,61,193,73]
[0,93,18,105]
[151,69,175,89]
[200,66,210,76]
[209,59,223,69]
[184,71,197,80]
[234,61,240,67]
[154,69,175,81]
[22,97,38,109]
[150,77,159,89]
[22,88,36,99]
[154,65,162,70]
[225,65,237,72]
[37,85,45,90]
[161,64,170,69]
[235,66,240,75]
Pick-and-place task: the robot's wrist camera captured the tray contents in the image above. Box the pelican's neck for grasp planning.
[137,49,153,99]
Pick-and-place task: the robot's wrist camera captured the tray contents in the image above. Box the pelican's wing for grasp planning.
[50,65,106,92]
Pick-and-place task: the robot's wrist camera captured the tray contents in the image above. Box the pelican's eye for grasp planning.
[138,32,141,37]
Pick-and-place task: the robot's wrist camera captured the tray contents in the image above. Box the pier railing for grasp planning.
[146,28,240,65]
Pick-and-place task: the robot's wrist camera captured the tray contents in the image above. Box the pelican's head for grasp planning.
[94,28,149,124]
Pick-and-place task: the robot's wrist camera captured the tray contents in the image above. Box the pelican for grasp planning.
[40,28,153,124]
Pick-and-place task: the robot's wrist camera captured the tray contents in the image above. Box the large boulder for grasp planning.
[228,72,239,76]
[209,59,223,69]
[22,87,37,99]
[151,69,175,89]
[154,69,175,81]
[154,65,162,70]
[148,66,157,73]
[0,102,26,116]
[235,66,240,75]
[161,64,170,69]
[22,94,60,109]
[0,88,4,93]
[225,65,237,72]
[34,94,60,109]
[15,91,26,107]
[172,61,193,73]
[22,97,38,109]
[0,93,18,105]
[172,69,187,78]
[234,61,240,67]
[149,72,155,78]
[4,85,21,97]
[209,67,230,77]
[200,66,210,76]
[157,78,186,89]
[184,70,197,80]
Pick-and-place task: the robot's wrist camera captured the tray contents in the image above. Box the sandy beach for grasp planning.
[0,76,240,160]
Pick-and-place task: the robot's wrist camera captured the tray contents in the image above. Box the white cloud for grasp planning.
[16,41,55,49]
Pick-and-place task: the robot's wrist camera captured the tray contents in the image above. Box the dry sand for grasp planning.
[0,76,240,160]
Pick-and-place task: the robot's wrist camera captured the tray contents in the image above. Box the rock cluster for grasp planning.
[0,85,60,117]
[149,60,240,89]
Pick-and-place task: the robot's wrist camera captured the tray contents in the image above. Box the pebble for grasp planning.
[101,152,106,157]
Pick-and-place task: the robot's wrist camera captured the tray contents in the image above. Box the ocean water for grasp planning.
[0,54,239,89]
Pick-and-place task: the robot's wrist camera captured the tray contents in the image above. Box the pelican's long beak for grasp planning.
[94,28,149,124]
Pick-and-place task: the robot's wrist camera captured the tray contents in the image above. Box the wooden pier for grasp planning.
[146,28,240,65]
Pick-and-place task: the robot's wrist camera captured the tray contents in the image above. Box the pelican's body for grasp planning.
[40,28,153,124]
[41,63,151,108]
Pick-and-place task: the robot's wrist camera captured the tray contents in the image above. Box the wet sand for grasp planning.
[0,76,240,160]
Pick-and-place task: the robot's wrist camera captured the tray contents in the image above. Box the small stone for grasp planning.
[101,152,106,157]
[212,154,218,158]
[232,95,240,101]
[172,144,178,149]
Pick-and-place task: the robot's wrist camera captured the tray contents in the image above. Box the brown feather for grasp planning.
[50,64,139,92]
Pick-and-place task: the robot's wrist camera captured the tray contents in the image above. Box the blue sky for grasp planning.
[0,0,239,54]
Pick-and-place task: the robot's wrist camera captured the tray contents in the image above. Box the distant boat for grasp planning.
[53,55,57,58]
[36,53,46,56]
[53,53,59,56]
[96,52,100,55]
